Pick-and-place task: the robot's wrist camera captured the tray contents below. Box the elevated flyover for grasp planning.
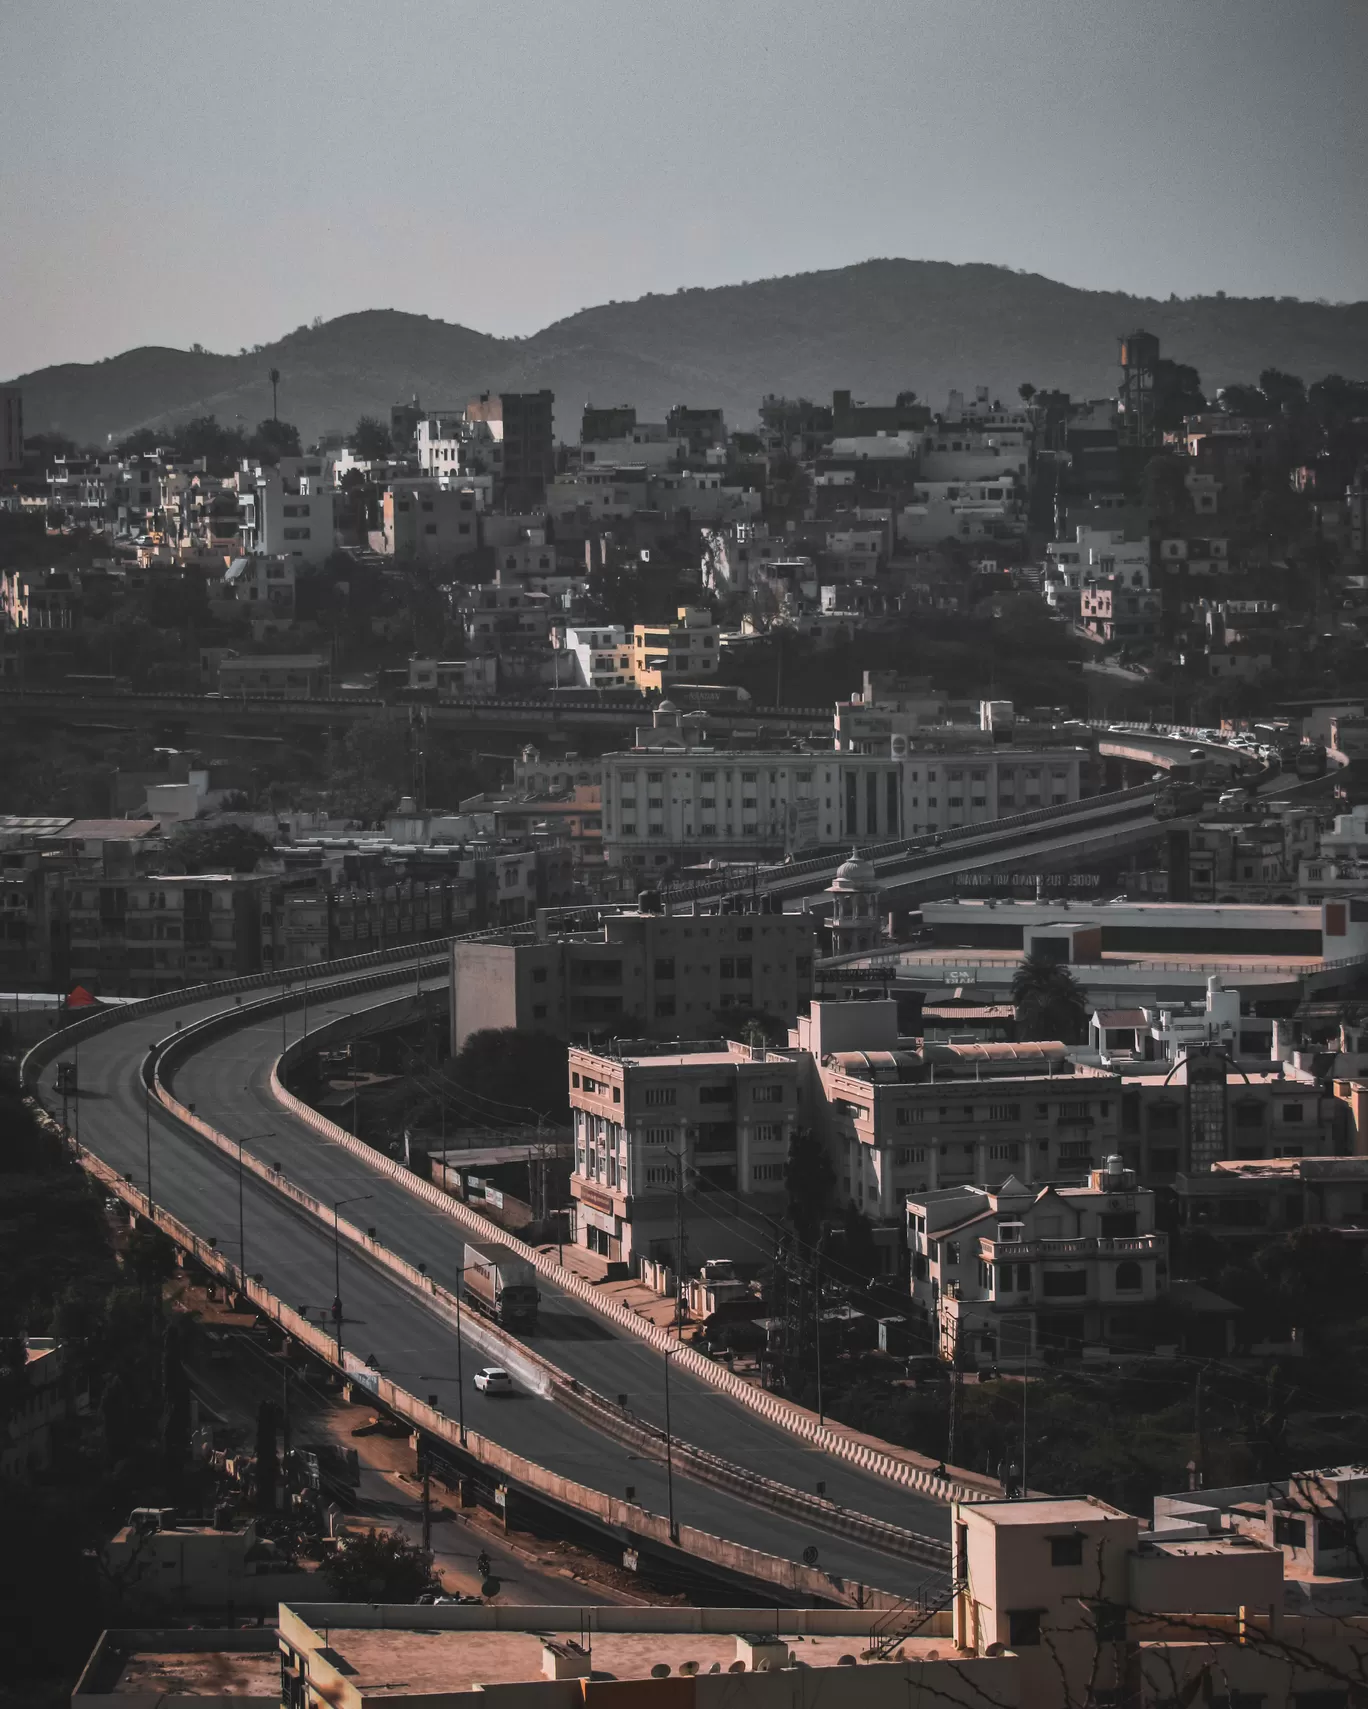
[24,940,978,1606]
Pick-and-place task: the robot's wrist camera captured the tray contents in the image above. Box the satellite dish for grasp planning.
[802,1544,819,1565]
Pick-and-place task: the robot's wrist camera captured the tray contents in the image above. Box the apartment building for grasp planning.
[561,623,632,688]
[1174,1154,1368,1240]
[568,1037,803,1263]
[906,1158,1169,1364]
[896,741,1085,833]
[600,737,903,868]
[798,1000,1123,1223]
[631,605,719,691]
[379,482,481,559]
[465,390,555,503]
[406,655,499,696]
[260,877,471,968]
[0,386,21,472]
[1079,576,1161,644]
[235,459,335,563]
[451,901,816,1049]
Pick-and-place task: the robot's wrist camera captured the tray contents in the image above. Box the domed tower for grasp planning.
[826,849,883,956]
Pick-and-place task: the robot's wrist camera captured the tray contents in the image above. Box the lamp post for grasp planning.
[331,1194,372,1358]
[144,1042,158,1213]
[422,1263,469,1447]
[663,1347,679,1544]
[233,1129,275,1285]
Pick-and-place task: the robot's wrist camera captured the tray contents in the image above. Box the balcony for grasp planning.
[979,1233,1166,1261]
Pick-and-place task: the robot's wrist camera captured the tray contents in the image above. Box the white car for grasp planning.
[473,1366,513,1394]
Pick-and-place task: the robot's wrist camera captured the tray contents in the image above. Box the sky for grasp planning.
[2,0,1365,379]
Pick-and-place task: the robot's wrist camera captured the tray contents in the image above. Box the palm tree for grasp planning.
[268,367,280,422]
[1011,953,1089,1043]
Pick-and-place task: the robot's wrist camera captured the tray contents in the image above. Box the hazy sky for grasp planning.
[2,0,1365,379]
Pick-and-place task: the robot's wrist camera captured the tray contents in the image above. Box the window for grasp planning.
[1274,1515,1308,1548]
[532,967,547,984]
[989,1143,1020,1162]
[1114,1260,1143,1292]
[1282,1103,1305,1124]
[645,1126,672,1145]
[1048,1532,1083,1567]
[1007,1610,1041,1648]
[532,1004,547,1019]
[897,1106,931,1125]
[644,1087,677,1106]
[654,958,675,979]
[1042,1269,1087,1296]
[753,1162,785,1183]
[655,998,676,1018]
[754,1123,782,1143]
[698,1084,734,1104]
[988,1102,1020,1121]
[646,1165,675,1187]
[752,1085,784,1103]
[1149,1103,1180,1131]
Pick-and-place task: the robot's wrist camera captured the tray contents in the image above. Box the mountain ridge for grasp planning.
[10,259,1368,446]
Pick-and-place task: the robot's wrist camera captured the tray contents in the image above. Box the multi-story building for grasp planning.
[1174,1154,1368,1241]
[1079,576,1161,645]
[260,877,471,969]
[221,554,295,618]
[896,741,1086,833]
[599,737,901,869]
[451,900,817,1050]
[379,482,482,559]
[906,1158,1169,1364]
[0,386,23,472]
[631,606,719,691]
[215,653,329,698]
[567,1036,803,1263]
[465,390,555,504]
[799,1000,1124,1224]
[236,458,335,564]
[406,655,499,696]
[415,409,472,474]
[560,624,633,689]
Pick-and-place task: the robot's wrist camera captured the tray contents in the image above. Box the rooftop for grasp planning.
[109,1650,280,1698]
[297,1627,961,1691]
[969,1494,1131,1528]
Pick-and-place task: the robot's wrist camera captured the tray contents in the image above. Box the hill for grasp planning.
[10,260,1368,446]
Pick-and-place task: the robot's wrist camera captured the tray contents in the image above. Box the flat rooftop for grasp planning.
[970,1496,1130,1527]
[308,1628,962,1690]
[110,1651,280,1698]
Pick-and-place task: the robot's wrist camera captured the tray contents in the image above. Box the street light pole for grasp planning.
[233,1129,274,1287]
[663,1347,678,1544]
[331,1193,373,1359]
[144,1044,156,1213]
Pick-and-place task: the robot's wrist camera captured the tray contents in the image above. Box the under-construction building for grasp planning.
[1118,328,1162,448]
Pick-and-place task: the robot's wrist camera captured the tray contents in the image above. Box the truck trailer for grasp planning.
[462,1239,540,1330]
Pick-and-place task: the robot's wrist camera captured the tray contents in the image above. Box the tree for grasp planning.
[1258,368,1306,413]
[352,416,392,459]
[1217,382,1266,416]
[250,417,301,464]
[1152,357,1206,434]
[784,1126,835,1251]
[322,1526,438,1602]
[1018,382,1037,404]
[1141,453,1191,518]
[169,822,272,875]
[1011,954,1089,1043]
[449,1029,570,1124]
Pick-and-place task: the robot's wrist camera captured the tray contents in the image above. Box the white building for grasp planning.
[907,1158,1168,1365]
[561,624,633,689]
[236,460,336,563]
[896,741,1085,833]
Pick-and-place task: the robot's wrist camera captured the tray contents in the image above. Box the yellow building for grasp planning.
[632,606,718,691]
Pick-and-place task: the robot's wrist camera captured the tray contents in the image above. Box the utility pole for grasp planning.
[1193,1366,1205,1489]
[673,1146,687,1335]
[813,1247,824,1425]
[421,1460,432,1553]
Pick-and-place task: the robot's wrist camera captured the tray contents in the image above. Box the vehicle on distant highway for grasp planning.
[462,1240,540,1330]
[473,1366,514,1395]
[1155,782,1205,820]
[1295,743,1329,779]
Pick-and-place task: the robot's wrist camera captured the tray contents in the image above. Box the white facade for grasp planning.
[236,463,336,563]
[562,624,632,689]
[897,744,1085,833]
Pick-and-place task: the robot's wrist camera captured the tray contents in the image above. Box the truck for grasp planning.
[462,1239,540,1331]
[1154,781,1205,820]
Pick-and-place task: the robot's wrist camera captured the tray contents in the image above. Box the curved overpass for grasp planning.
[26,946,970,1601]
